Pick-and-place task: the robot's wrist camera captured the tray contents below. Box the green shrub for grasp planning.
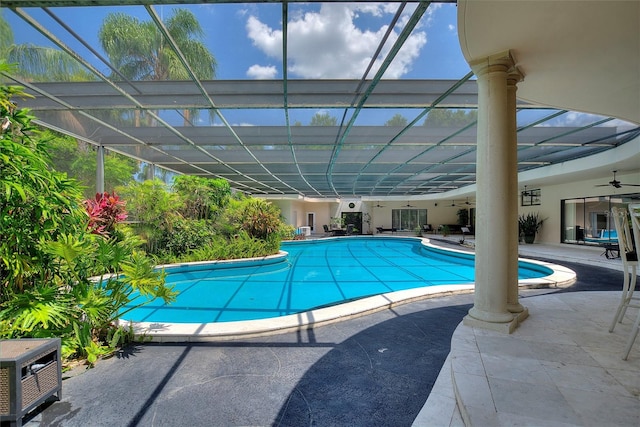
[166,231,278,263]
[161,217,217,256]
[172,175,230,220]
[224,196,283,240]
[0,73,175,366]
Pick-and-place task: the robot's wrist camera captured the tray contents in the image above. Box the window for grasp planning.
[561,193,640,244]
[391,209,427,231]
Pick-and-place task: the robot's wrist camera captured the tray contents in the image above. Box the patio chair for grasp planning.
[608,206,639,360]
[322,224,332,236]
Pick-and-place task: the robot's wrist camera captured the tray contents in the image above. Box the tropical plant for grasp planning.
[98,8,216,125]
[116,179,181,255]
[161,217,217,256]
[85,192,128,237]
[518,212,545,243]
[99,9,216,81]
[0,74,175,365]
[1,12,93,82]
[172,175,230,220]
[224,196,283,241]
[170,231,278,263]
[47,134,137,198]
[0,69,87,301]
[457,208,469,226]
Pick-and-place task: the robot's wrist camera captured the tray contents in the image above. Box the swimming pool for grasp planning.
[121,237,554,325]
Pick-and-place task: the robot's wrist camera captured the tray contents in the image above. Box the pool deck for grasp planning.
[19,238,639,427]
[414,238,640,427]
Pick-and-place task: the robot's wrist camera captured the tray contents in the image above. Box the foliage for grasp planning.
[385,113,408,127]
[1,12,93,82]
[85,192,128,236]
[47,134,137,198]
[278,224,297,241]
[310,112,337,126]
[99,9,216,81]
[172,175,230,220]
[116,179,181,255]
[98,8,216,125]
[223,196,283,241]
[330,216,345,229]
[423,109,478,127]
[161,217,217,256]
[116,177,285,262]
[457,208,469,226]
[518,212,545,235]
[0,73,175,366]
[0,70,87,301]
[169,231,279,263]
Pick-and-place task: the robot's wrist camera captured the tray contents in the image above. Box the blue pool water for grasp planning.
[121,237,552,324]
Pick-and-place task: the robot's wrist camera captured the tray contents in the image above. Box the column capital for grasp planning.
[469,50,523,82]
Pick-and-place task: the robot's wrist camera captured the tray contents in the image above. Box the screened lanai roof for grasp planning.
[2,0,639,197]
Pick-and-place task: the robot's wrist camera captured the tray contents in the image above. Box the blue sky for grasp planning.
[4,2,469,80]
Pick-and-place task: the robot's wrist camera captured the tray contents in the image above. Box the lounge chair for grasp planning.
[608,206,639,360]
[376,226,396,234]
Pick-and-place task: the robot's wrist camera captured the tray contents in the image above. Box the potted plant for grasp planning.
[518,212,545,243]
[457,208,469,228]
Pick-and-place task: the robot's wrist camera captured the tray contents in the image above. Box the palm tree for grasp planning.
[0,12,92,82]
[98,8,216,125]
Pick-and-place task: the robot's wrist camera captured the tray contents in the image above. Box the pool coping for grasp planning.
[124,237,576,343]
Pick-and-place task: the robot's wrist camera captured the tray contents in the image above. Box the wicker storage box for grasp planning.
[0,338,62,427]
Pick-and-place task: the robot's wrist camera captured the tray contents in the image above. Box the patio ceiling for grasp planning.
[2,0,639,198]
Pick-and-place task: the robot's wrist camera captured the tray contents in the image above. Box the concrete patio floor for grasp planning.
[15,240,639,427]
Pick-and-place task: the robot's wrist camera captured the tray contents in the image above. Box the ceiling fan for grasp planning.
[403,203,416,208]
[450,198,475,207]
[374,203,386,208]
[595,170,640,189]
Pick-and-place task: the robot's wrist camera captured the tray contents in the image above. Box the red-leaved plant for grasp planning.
[85,192,127,236]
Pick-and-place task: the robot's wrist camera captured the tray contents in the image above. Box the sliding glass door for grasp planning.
[391,209,427,231]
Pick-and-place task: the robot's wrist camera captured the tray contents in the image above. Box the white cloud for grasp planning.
[245,3,427,79]
[247,64,278,79]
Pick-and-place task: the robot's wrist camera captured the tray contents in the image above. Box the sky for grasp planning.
[2,1,630,129]
[4,2,468,80]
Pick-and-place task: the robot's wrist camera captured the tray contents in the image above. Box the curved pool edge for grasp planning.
[124,238,577,343]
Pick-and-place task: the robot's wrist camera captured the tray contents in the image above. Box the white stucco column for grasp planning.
[96,145,105,194]
[464,51,523,333]
[506,70,527,316]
